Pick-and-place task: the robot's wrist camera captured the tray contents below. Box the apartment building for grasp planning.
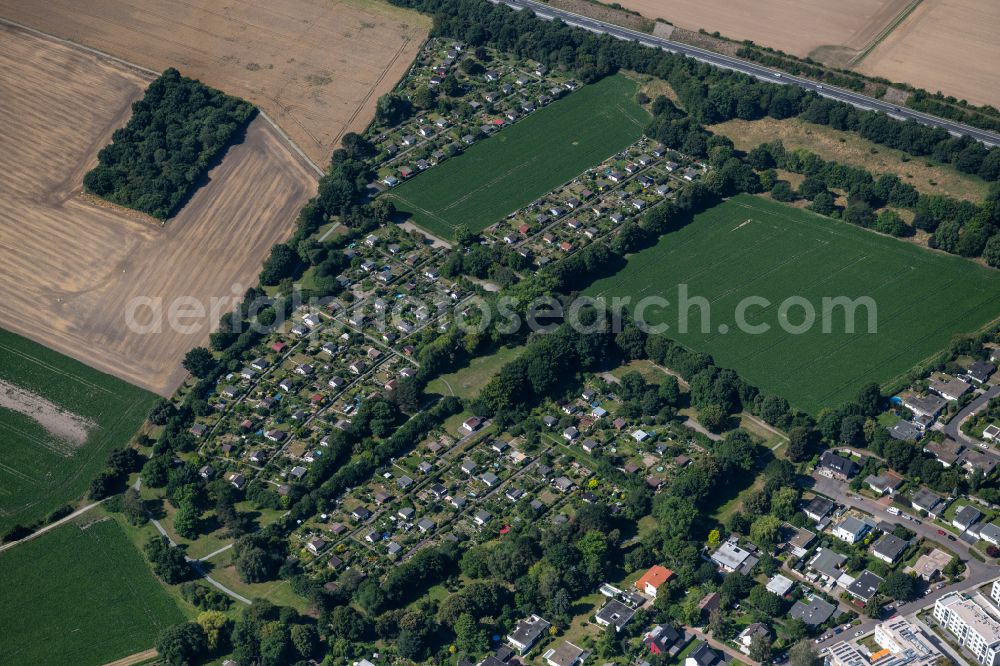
[933,592,1000,665]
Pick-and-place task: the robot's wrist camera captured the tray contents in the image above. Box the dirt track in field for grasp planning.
[0,25,316,396]
[610,0,912,60]
[858,0,1000,109]
[0,0,430,168]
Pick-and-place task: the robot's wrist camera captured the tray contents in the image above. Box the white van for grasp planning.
[887,506,900,516]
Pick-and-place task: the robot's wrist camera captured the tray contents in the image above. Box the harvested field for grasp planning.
[0,0,430,168]
[0,25,316,396]
[610,0,912,60]
[708,117,989,202]
[857,0,1000,109]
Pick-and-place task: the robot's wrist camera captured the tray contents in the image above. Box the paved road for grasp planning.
[941,384,1000,449]
[488,0,1000,147]
[810,475,998,650]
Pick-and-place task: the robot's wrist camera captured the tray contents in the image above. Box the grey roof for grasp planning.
[910,487,944,511]
[805,496,835,519]
[872,533,909,561]
[687,642,722,666]
[790,595,836,626]
[819,450,861,477]
[889,420,922,441]
[508,615,550,651]
[954,504,982,528]
[847,570,884,601]
[810,548,847,579]
[978,523,1000,542]
[836,516,871,538]
[595,599,636,631]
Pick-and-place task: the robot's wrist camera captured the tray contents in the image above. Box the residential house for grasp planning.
[790,594,836,626]
[507,614,550,655]
[809,548,847,582]
[872,534,909,564]
[817,450,861,480]
[929,376,972,401]
[595,599,636,632]
[911,548,951,581]
[685,643,722,666]
[766,574,794,597]
[967,360,996,384]
[832,516,873,545]
[635,565,675,598]
[543,641,586,666]
[804,496,835,523]
[910,487,946,518]
[847,570,884,602]
[643,624,684,656]
[738,623,771,655]
[954,504,983,531]
[711,540,758,574]
[901,393,946,419]
[866,470,904,495]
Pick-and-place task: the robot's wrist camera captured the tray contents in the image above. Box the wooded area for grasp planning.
[84,68,256,219]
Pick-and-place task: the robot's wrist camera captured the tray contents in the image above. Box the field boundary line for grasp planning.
[847,0,924,67]
[0,18,323,179]
[0,500,102,553]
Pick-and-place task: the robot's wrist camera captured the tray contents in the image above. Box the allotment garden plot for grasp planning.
[587,194,1000,413]
[386,75,649,238]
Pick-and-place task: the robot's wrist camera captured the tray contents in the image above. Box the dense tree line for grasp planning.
[84,68,256,219]
[750,140,1000,261]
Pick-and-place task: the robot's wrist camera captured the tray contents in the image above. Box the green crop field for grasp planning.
[387,75,649,238]
[0,518,184,665]
[587,195,1000,413]
[0,328,159,534]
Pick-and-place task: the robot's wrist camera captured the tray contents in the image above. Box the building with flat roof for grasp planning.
[933,592,1000,666]
[710,540,758,574]
[872,617,944,666]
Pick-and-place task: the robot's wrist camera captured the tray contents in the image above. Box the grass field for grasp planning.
[0,518,184,665]
[387,75,649,238]
[0,327,158,534]
[425,345,527,399]
[586,194,1000,414]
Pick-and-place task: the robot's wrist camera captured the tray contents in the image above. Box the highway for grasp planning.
[488,0,1000,147]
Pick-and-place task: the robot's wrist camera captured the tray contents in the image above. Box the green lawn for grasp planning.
[586,195,1000,414]
[0,328,159,533]
[426,344,527,399]
[0,518,184,665]
[387,75,649,238]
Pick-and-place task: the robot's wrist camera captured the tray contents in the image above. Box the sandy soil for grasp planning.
[609,0,912,59]
[0,26,317,396]
[858,0,1000,109]
[0,380,95,449]
[0,0,430,168]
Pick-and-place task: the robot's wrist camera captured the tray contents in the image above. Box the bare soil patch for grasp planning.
[609,0,912,59]
[857,0,1000,109]
[0,26,316,395]
[0,0,430,168]
[0,380,94,449]
[708,117,989,202]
